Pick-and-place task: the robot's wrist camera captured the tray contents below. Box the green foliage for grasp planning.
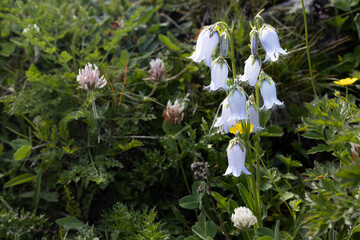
[0,208,51,239]
[100,202,170,240]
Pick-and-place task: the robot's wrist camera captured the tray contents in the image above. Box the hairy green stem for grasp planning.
[255,83,262,226]
[301,0,317,98]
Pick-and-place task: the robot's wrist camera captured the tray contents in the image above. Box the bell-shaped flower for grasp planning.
[260,79,283,109]
[224,142,250,177]
[207,61,229,91]
[189,27,219,67]
[228,89,248,121]
[247,105,263,132]
[242,55,261,86]
[214,97,236,133]
[259,25,287,62]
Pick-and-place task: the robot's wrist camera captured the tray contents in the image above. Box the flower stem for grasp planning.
[172,138,191,195]
[254,83,262,226]
[89,91,98,119]
[216,21,236,80]
[346,85,348,98]
[301,0,317,98]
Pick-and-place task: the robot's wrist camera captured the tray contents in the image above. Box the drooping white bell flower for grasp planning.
[259,24,287,62]
[189,27,219,67]
[247,105,263,132]
[228,89,248,121]
[242,55,261,86]
[207,61,229,91]
[224,142,250,177]
[214,97,236,133]
[260,79,283,109]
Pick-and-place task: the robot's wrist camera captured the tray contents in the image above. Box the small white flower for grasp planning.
[149,58,166,82]
[189,27,219,67]
[224,142,250,177]
[228,89,248,121]
[231,206,257,230]
[207,62,229,91]
[260,79,283,109]
[76,63,107,90]
[259,24,287,62]
[242,55,261,86]
[214,97,236,133]
[247,105,263,132]
[23,24,40,34]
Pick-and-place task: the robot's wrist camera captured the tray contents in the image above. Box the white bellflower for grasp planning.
[260,79,283,109]
[208,62,229,91]
[242,55,261,86]
[214,98,236,133]
[248,105,263,132]
[259,25,287,62]
[189,28,219,67]
[224,142,250,177]
[228,89,248,121]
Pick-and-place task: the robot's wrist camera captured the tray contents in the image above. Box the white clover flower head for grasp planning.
[76,63,107,90]
[259,24,287,62]
[242,55,261,86]
[225,142,250,177]
[228,89,249,121]
[207,61,229,91]
[23,24,40,34]
[231,206,257,230]
[214,97,236,133]
[162,100,184,125]
[260,78,283,109]
[247,105,263,133]
[189,26,219,67]
[149,58,166,82]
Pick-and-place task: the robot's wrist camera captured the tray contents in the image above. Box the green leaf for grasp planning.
[55,216,85,230]
[4,173,35,188]
[256,227,274,238]
[258,237,273,240]
[120,49,129,65]
[259,126,283,137]
[59,51,72,63]
[14,145,31,160]
[350,224,360,237]
[159,34,181,52]
[0,144,3,156]
[308,144,331,154]
[10,139,30,150]
[192,226,207,240]
[237,183,254,212]
[179,195,200,209]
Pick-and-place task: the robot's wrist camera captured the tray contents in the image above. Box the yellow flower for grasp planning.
[230,123,254,135]
[333,77,358,86]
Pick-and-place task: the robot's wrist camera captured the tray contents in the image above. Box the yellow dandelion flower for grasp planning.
[230,123,254,135]
[333,77,358,86]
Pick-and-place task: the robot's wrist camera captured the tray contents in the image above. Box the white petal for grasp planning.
[244,56,261,86]
[260,79,283,109]
[228,90,248,121]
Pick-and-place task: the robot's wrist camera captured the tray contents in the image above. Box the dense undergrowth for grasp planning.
[1,0,360,239]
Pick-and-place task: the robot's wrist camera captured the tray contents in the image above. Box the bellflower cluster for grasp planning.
[189,13,286,177]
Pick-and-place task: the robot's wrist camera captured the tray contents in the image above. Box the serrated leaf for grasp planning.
[308,144,331,154]
[55,216,85,230]
[14,145,31,160]
[4,173,35,188]
[59,51,72,63]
